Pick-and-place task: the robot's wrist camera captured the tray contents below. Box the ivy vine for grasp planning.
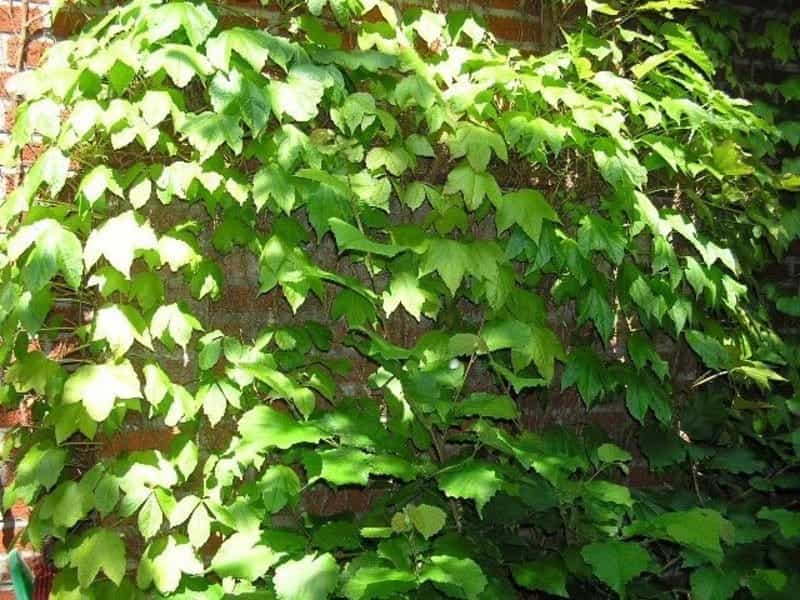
[1,0,799,598]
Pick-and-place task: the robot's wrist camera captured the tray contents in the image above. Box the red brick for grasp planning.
[21,144,43,165]
[52,9,87,38]
[0,7,46,35]
[99,428,177,458]
[489,0,523,10]
[0,408,32,428]
[6,38,51,68]
[486,15,539,45]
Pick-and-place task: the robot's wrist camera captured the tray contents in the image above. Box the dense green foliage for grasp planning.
[1,0,799,597]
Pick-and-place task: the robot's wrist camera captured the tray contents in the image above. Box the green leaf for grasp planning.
[757,508,800,539]
[179,112,243,161]
[137,535,204,594]
[70,528,126,588]
[685,330,733,370]
[8,219,83,290]
[210,531,281,580]
[419,239,469,295]
[454,392,519,420]
[187,504,211,548]
[329,218,402,257]
[512,559,569,598]
[438,460,502,516]
[419,555,488,600]
[561,348,605,407]
[146,1,217,47]
[407,504,447,540]
[581,541,652,597]
[578,215,627,265]
[239,406,326,451]
[382,271,427,321]
[304,447,416,486]
[84,211,158,278]
[690,566,740,600]
[198,378,240,427]
[332,289,377,328]
[274,553,340,600]
[260,465,302,513]
[145,44,214,88]
[443,163,502,211]
[138,493,163,540]
[342,566,417,600]
[92,304,152,357]
[270,65,331,122]
[209,68,271,133]
[150,302,203,350]
[448,122,507,171]
[63,360,142,422]
[206,27,276,71]
[494,189,560,243]
[254,163,295,214]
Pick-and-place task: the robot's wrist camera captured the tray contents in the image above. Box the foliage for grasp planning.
[0,0,798,597]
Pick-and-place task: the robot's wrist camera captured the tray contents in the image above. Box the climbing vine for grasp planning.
[1,0,799,598]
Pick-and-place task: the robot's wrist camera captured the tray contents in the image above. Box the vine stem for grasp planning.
[10,0,29,189]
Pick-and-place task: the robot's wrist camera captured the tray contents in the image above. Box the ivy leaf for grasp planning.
[274,553,340,600]
[92,304,152,357]
[209,69,271,133]
[150,302,203,350]
[84,210,158,278]
[448,122,507,171]
[145,44,213,88]
[437,459,502,516]
[419,555,488,600]
[757,508,800,539]
[179,112,244,161]
[332,289,377,328]
[494,189,559,243]
[628,332,669,381]
[304,448,416,486]
[210,531,282,580]
[443,163,502,211]
[366,145,412,176]
[63,360,142,422]
[239,406,326,451]
[342,566,417,600]
[685,330,733,370]
[260,465,302,513]
[690,567,740,600]
[626,372,672,424]
[581,541,652,597]
[578,286,615,344]
[187,504,211,548]
[8,219,83,290]
[407,504,447,540]
[578,214,627,265]
[454,392,519,420]
[254,163,295,214]
[198,378,240,426]
[146,1,217,47]
[561,348,605,407]
[138,493,163,540]
[512,559,569,598]
[270,65,329,122]
[383,271,428,321]
[70,528,126,588]
[137,535,204,594]
[420,239,469,295]
[329,218,403,257]
[206,27,275,71]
